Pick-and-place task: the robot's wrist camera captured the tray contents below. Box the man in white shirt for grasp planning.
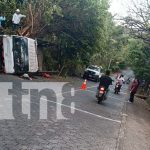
[12,9,26,30]
[117,74,125,92]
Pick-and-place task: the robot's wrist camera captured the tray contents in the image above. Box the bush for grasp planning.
[118,61,127,69]
[111,66,120,72]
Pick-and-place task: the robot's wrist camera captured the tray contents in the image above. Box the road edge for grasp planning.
[115,97,128,150]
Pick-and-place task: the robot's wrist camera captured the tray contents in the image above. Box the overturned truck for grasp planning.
[0,35,38,74]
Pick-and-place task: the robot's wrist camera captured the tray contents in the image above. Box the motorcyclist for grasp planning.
[116,74,125,92]
[98,70,113,91]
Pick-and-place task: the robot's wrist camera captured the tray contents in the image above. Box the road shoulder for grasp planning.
[122,98,150,150]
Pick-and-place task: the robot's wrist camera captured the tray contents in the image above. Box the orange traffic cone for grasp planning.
[81,79,87,90]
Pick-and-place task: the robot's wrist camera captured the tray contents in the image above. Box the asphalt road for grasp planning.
[0,74,130,150]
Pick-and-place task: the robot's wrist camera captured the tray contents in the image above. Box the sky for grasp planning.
[109,0,129,17]
[109,0,144,18]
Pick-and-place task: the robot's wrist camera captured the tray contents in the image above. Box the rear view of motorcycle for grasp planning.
[96,86,107,104]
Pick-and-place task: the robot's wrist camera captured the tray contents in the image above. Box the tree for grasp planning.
[43,0,111,74]
[123,0,150,44]
[17,0,55,37]
[91,19,129,71]
[127,39,150,81]
[122,0,150,82]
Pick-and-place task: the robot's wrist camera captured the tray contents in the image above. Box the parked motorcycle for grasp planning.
[96,86,107,104]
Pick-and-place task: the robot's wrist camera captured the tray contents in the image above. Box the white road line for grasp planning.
[87,85,98,89]
[40,97,121,124]
[85,89,96,94]
[23,96,121,123]
[13,85,122,123]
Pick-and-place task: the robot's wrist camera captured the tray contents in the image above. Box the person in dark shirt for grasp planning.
[99,70,113,90]
[128,78,139,103]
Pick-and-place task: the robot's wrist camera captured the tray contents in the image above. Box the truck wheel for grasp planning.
[95,78,99,82]
[83,74,86,79]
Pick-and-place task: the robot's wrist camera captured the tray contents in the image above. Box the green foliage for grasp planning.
[43,0,112,74]
[123,0,150,82]
[127,39,150,80]
[0,0,16,27]
[118,61,126,69]
[91,23,129,71]
[42,48,58,71]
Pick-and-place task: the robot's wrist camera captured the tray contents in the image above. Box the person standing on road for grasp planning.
[12,9,26,30]
[128,78,139,103]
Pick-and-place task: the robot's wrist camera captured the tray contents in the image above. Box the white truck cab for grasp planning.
[83,65,102,82]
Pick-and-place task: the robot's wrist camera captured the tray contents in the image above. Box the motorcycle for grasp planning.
[114,82,121,94]
[96,86,107,104]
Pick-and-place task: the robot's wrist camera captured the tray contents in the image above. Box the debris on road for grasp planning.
[21,73,32,80]
[42,73,51,79]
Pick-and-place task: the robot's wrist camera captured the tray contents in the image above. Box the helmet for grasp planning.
[16,9,20,13]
